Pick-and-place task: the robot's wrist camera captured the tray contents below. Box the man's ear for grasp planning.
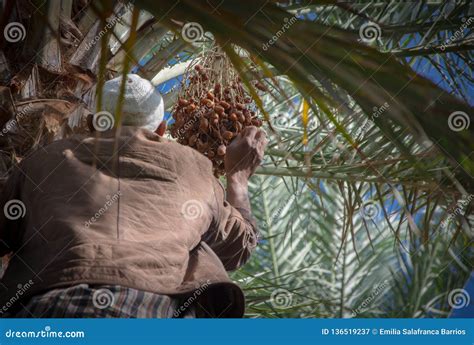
[155,120,167,136]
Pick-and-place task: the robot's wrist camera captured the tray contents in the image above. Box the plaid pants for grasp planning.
[12,284,195,318]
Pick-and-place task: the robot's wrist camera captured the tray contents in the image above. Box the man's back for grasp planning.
[0,127,257,317]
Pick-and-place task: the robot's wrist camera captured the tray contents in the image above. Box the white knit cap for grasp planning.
[99,74,164,131]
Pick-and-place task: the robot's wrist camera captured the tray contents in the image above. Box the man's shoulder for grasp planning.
[127,128,214,176]
[168,139,214,171]
[25,136,83,160]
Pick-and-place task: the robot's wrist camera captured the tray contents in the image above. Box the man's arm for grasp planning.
[225,126,267,220]
[204,126,267,271]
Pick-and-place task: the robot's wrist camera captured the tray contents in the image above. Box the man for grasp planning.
[0,74,267,318]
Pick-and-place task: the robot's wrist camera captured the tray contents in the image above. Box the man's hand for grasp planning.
[225,126,267,181]
[224,126,267,213]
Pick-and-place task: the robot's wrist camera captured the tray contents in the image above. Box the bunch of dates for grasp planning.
[171,62,264,176]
